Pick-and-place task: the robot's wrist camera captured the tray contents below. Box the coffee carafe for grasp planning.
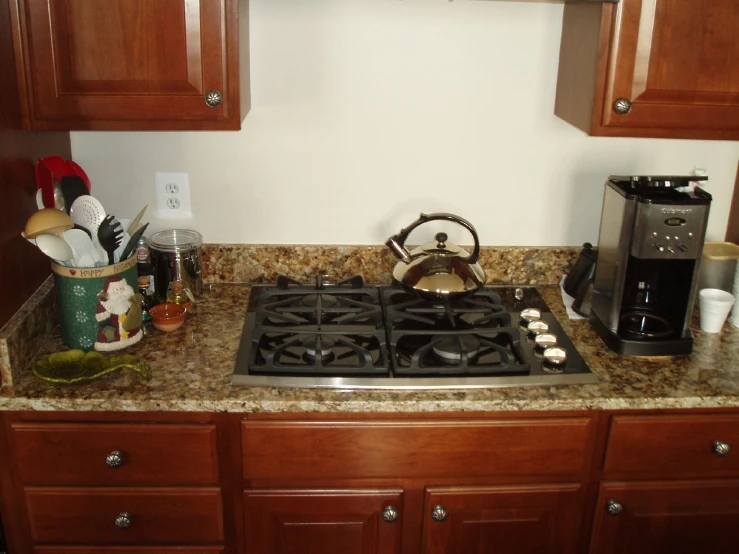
[590,175,711,356]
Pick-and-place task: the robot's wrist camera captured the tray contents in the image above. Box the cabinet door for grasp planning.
[590,480,739,554]
[421,484,583,554]
[13,0,245,130]
[602,0,739,135]
[243,489,404,554]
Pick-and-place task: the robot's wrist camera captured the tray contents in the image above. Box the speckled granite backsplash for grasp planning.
[0,244,579,387]
[200,245,580,285]
[0,279,57,387]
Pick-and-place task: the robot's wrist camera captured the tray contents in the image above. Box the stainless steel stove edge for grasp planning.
[230,372,601,390]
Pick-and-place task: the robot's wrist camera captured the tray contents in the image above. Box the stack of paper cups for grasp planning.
[731,263,739,327]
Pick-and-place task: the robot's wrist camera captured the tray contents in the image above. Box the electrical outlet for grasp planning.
[155,172,192,219]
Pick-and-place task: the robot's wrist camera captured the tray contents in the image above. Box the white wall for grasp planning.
[71,0,739,246]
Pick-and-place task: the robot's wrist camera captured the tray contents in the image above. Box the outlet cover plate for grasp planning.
[155,172,192,219]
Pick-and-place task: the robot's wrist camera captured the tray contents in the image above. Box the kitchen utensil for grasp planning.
[62,229,99,268]
[119,222,149,262]
[25,208,74,239]
[35,156,90,209]
[35,233,74,263]
[113,229,131,263]
[69,195,106,239]
[60,176,89,214]
[20,231,36,246]
[127,205,148,234]
[98,215,124,265]
[385,213,485,300]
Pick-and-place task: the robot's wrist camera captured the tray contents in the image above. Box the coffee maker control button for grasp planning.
[654,243,665,252]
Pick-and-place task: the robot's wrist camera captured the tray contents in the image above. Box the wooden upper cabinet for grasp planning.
[555,0,739,140]
[10,0,250,130]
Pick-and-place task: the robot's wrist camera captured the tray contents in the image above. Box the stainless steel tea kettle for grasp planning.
[386,213,486,300]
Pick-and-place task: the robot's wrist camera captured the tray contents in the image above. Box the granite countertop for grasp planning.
[2,282,739,413]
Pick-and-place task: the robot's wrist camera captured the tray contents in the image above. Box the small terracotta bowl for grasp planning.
[149,303,186,332]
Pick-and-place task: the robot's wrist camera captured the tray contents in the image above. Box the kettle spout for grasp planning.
[386,235,411,262]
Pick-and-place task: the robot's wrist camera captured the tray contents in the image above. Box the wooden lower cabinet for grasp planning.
[421,484,583,554]
[2,410,738,553]
[589,480,739,554]
[243,489,404,554]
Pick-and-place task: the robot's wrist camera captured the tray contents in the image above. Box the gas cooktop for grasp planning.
[231,276,599,389]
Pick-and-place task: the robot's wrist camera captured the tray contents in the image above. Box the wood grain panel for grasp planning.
[556,0,739,139]
[33,546,226,554]
[242,418,594,481]
[12,0,246,130]
[0,0,70,333]
[590,480,739,554]
[244,489,403,554]
[604,414,739,477]
[25,487,224,544]
[11,423,219,485]
[421,484,583,554]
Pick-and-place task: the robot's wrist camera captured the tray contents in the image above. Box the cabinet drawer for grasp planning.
[33,546,225,554]
[11,423,219,485]
[25,487,223,544]
[604,415,739,476]
[242,418,594,480]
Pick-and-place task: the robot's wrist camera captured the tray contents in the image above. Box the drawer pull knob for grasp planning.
[613,98,632,115]
[431,505,448,522]
[205,90,223,107]
[606,499,624,516]
[713,440,731,457]
[114,512,132,529]
[383,506,399,523]
[106,450,125,468]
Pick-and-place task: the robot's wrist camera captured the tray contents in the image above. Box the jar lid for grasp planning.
[149,229,203,252]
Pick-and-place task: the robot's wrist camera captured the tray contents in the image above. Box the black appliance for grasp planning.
[590,175,712,356]
[232,275,597,389]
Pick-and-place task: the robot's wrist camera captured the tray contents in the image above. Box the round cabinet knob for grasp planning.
[431,505,449,522]
[105,450,124,468]
[204,90,223,107]
[713,440,731,457]
[383,506,399,523]
[614,98,632,115]
[606,499,624,516]
[114,512,132,529]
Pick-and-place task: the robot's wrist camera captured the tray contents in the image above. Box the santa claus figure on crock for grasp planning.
[94,276,143,352]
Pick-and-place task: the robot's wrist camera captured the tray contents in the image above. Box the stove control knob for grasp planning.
[654,243,665,252]
[520,308,541,323]
[527,320,549,335]
[535,333,558,349]
[678,243,688,252]
[543,346,567,366]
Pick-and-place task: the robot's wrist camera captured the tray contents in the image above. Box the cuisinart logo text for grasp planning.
[661,207,693,215]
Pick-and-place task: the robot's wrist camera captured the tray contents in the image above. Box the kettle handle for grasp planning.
[386,212,481,264]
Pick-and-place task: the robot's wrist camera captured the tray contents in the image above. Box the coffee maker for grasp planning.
[590,175,711,356]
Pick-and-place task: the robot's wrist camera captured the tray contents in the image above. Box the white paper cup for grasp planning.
[699,288,735,333]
